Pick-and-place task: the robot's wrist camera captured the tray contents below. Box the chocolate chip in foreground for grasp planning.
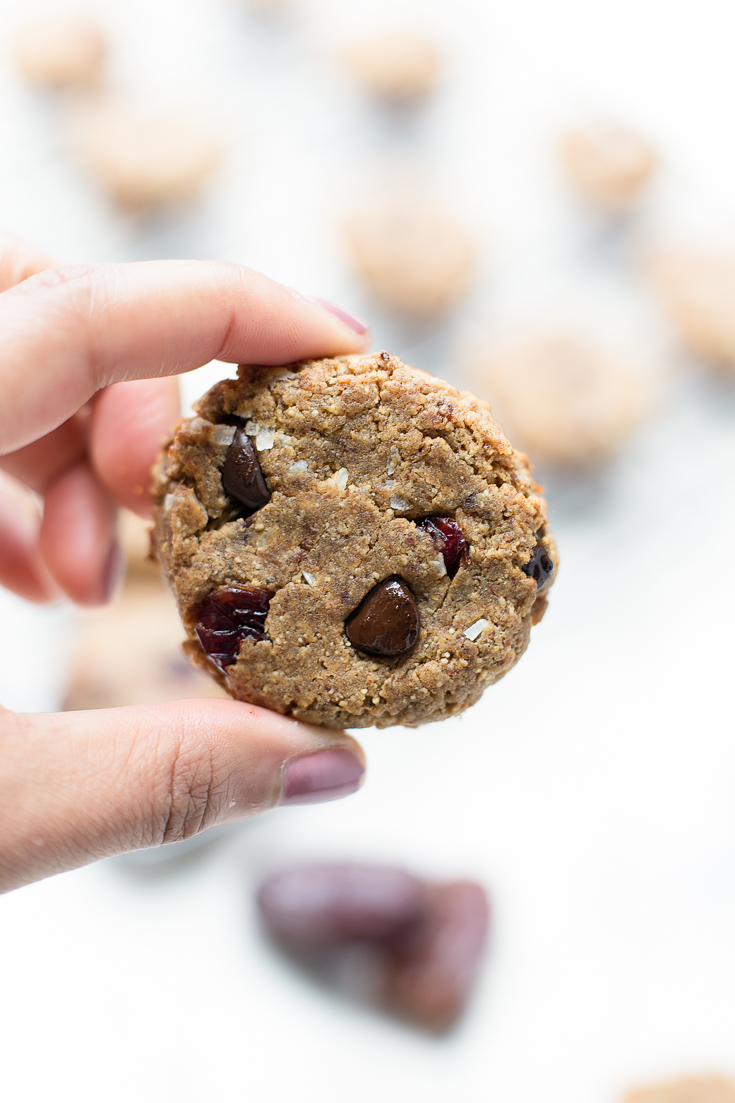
[345,576,420,657]
[221,427,271,513]
[417,516,469,578]
[521,539,554,588]
[196,585,271,670]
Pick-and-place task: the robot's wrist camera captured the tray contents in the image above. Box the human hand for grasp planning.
[0,231,369,893]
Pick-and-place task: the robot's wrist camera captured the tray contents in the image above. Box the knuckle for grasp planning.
[157,739,225,846]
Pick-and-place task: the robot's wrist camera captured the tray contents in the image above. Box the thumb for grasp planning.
[0,700,365,893]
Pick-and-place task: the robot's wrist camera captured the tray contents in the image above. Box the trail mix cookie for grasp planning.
[152,352,556,729]
[345,192,474,315]
[651,251,735,370]
[14,15,107,89]
[344,32,440,101]
[473,335,645,468]
[558,122,659,209]
[622,1076,735,1103]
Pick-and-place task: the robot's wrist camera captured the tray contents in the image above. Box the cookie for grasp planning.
[345,192,475,315]
[622,1076,735,1103]
[344,32,440,101]
[152,352,556,730]
[558,122,659,209]
[14,15,107,89]
[472,335,645,468]
[74,102,220,209]
[651,251,735,370]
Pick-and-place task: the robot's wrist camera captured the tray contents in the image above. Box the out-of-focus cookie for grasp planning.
[73,102,220,209]
[151,352,556,730]
[14,14,107,89]
[474,335,645,468]
[344,32,440,101]
[651,251,735,370]
[345,191,474,315]
[622,1076,735,1103]
[558,122,659,209]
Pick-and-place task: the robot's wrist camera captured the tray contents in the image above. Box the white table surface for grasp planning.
[2,1,735,1100]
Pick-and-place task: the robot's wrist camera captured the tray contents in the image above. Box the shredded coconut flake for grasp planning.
[188,416,211,432]
[212,424,236,447]
[267,368,297,386]
[163,493,176,512]
[386,447,401,476]
[390,494,411,511]
[433,554,447,577]
[290,460,308,472]
[256,428,276,451]
[332,467,349,490]
[302,571,316,586]
[464,618,488,642]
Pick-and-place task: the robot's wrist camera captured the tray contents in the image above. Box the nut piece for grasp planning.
[651,251,735,371]
[475,335,645,467]
[14,15,107,88]
[558,122,659,209]
[344,32,440,101]
[74,102,220,209]
[622,1076,735,1103]
[258,864,429,946]
[345,191,474,315]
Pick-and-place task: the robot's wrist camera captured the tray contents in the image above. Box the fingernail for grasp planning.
[311,297,370,336]
[279,749,365,807]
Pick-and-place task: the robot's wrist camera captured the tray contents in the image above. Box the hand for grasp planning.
[0,231,370,894]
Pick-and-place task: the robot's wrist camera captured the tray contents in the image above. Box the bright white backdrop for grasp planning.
[1,1,735,1101]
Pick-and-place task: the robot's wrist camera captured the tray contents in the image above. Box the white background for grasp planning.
[1,0,735,1100]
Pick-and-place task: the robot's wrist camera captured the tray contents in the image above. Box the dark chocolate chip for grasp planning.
[521,539,554,588]
[196,585,271,670]
[345,576,419,657]
[221,427,271,513]
[417,516,469,579]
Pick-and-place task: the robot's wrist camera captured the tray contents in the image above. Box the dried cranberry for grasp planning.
[521,539,554,588]
[417,516,469,578]
[195,585,271,670]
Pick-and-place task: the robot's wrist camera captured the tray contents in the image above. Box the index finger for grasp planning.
[0,260,370,455]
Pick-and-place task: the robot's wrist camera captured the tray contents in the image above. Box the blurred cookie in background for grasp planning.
[258,862,489,1033]
[64,509,227,710]
[14,13,107,89]
[558,122,659,210]
[650,251,735,371]
[468,334,646,469]
[345,189,475,315]
[343,32,440,102]
[622,1075,735,1103]
[72,101,220,209]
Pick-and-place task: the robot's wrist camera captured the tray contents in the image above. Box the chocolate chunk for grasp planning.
[417,516,469,578]
[196,585,271,670]
[345,576,419,657]
[257,863,429,947]
[521,538,554,588]
[221,427,271,513]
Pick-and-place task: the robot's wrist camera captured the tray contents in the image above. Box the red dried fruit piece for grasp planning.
[257,863,429,947]
[382,881,490,1033]
[195,585,271,670]
[417,516,469,578]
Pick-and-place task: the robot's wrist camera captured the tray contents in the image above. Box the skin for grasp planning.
[0,231,370,894]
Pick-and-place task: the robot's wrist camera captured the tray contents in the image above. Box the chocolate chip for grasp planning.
[417,516,469,578]
[221,427,271,513]
[196,585,271,670]
[521,538,554,588]
[345,576,420,657]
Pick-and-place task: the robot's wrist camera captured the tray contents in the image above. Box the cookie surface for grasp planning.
[623,1076,735,1103]
[651,251,735,370]
[559,122,658,209]
[152,352,556,729]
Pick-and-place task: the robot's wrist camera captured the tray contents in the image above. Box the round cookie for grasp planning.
[152,352,556,730]
[623,1076,735,1103]
[344,32,440,101]
[651,250,735,370]
[14,15,107,89]
[558,122,658,210]
[74,102,220,209]
[473,335,645,468]
[345,192,474,315]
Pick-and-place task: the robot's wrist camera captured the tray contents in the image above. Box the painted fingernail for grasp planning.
[279,749,365,806]
[311,297,370,336]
